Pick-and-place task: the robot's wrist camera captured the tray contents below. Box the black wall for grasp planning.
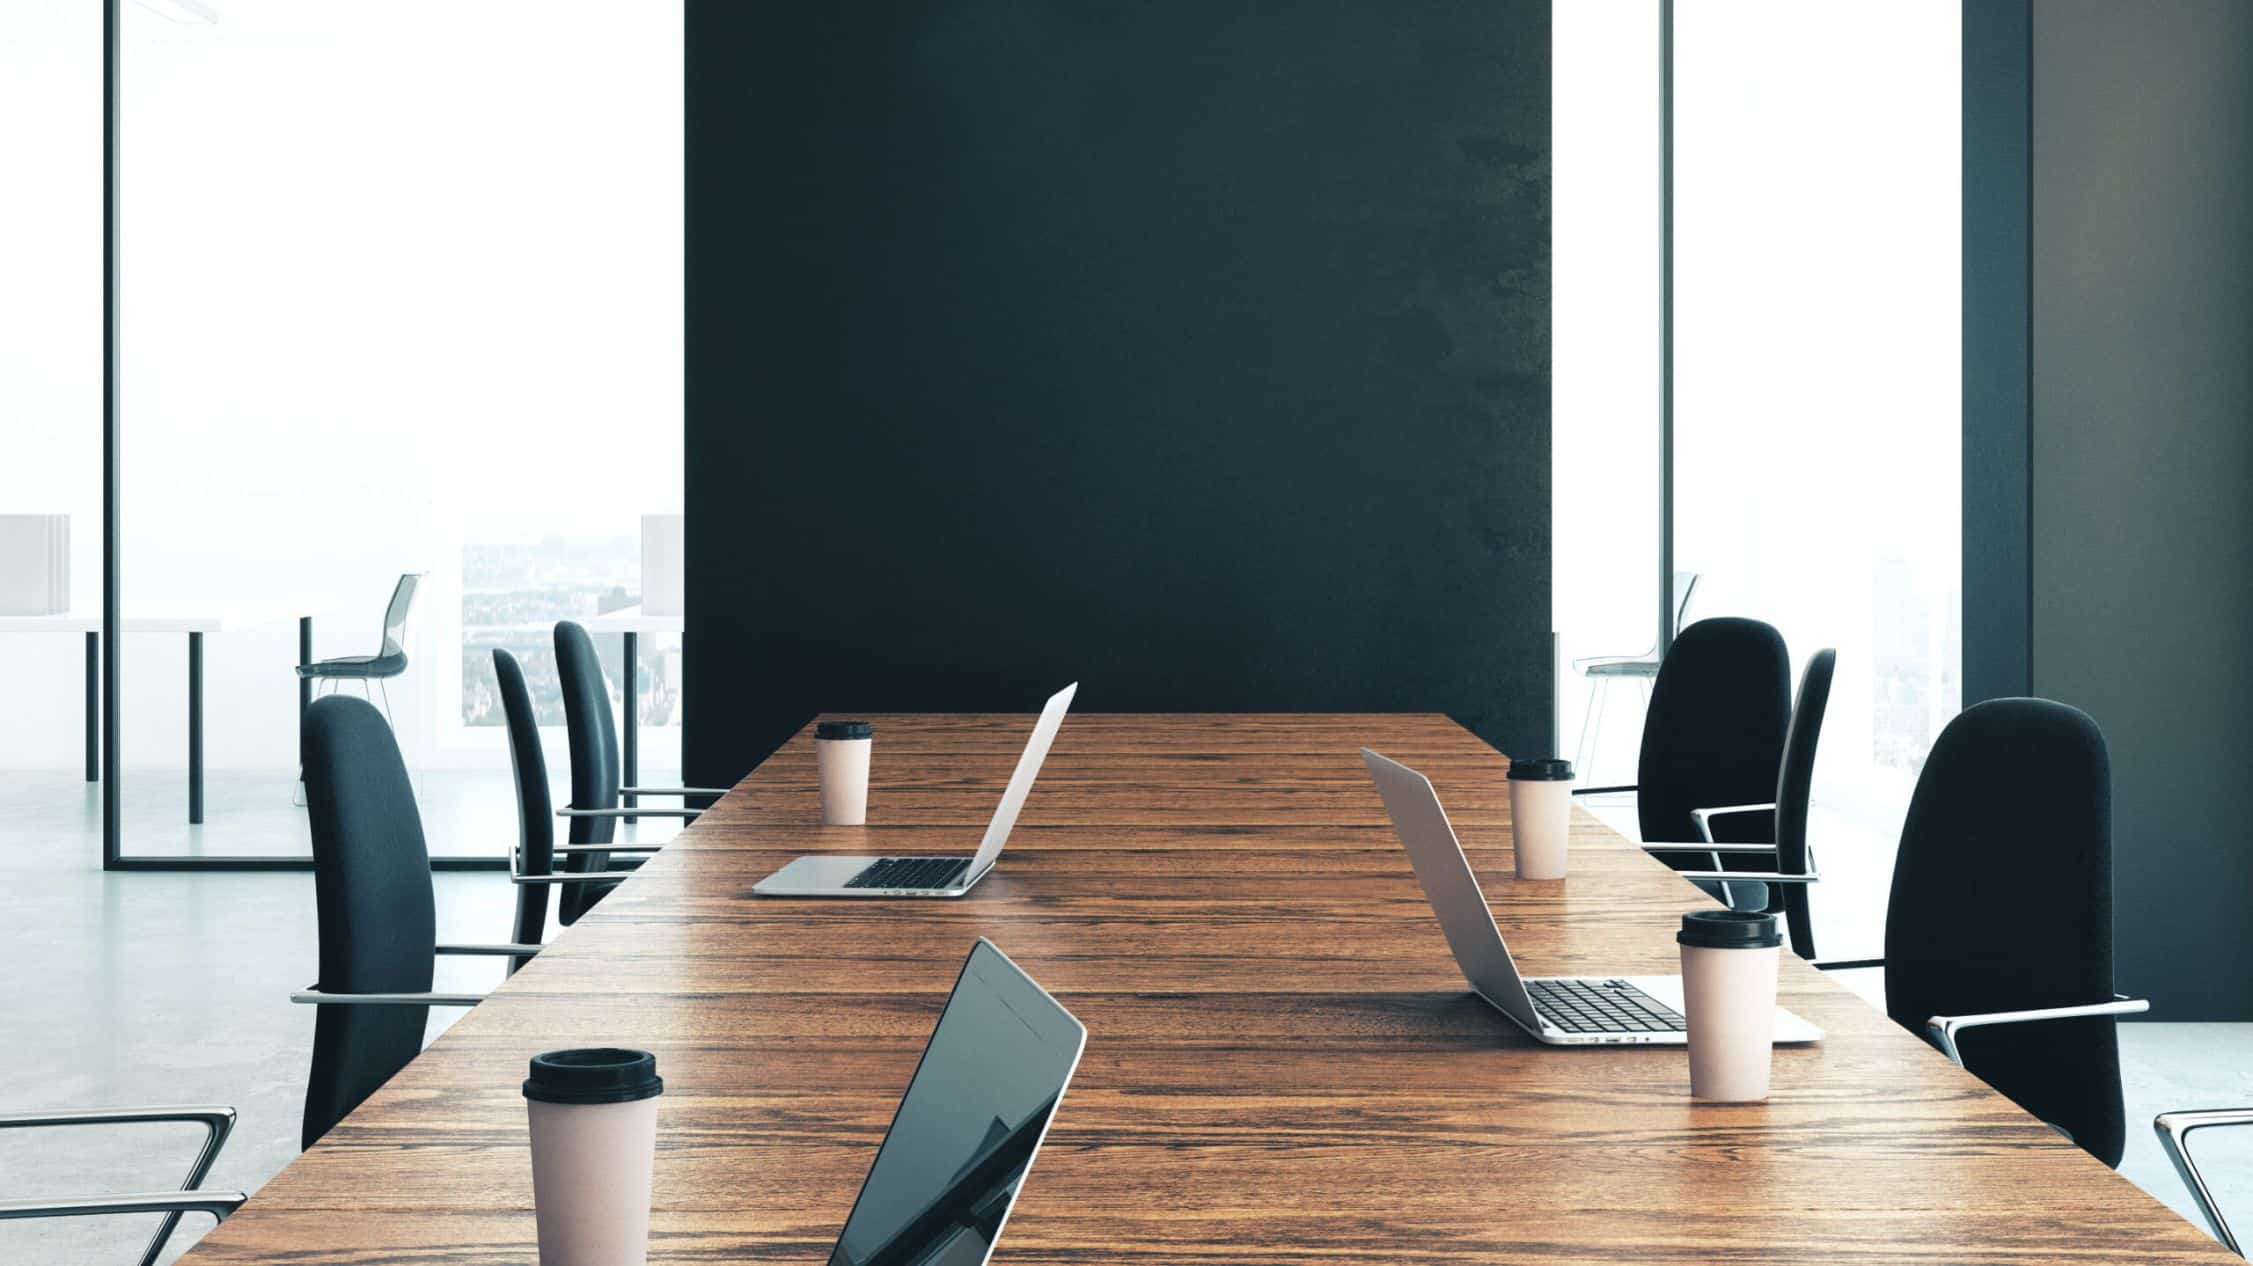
[1966,0,2253,1018]
[686,1,1552,779]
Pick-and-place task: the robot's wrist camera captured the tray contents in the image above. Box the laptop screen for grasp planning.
[967,682,1078,876]
[828,940,1086,1266]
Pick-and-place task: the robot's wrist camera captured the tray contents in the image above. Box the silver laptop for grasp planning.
[1363,748,1821,1047]
[825,938,1085,1266]
[754,683,1077,897]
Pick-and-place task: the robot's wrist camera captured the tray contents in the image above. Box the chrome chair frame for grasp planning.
[288,941,545,1008]
[0,1106,246,1266]
[512,840,662,887]
[1922,994,2149,1066]
[1639,840,1820,888]
[2154,1108,2253,1255]
[1801,963,2150,1158]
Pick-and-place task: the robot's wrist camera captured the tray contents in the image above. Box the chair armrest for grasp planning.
[1813,958,1886,972]
[0,1077,266,1262]
[620,786,729,798]
[550,842,663,855]
[1690,803,1775,845]
[290,989,485,1007]
[0,1105,239,1260]
[435,943,545,958]
[0,1190,247,1223]
[2154,1109,2253,1255]
[554,806,693,819]
[512,872,643,885]
[511,844,644,886]
[1924,995,2149,1065]
[0,1106,235,1134]
[1641,842,1780,855]
[1666,867,1820,885]
[559,807,700,819]
[1572,784,1637,797]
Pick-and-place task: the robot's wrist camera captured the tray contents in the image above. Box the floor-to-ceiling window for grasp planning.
[1557,1,1961,957]
[1551,1,1663,779]
[1,0,681,865]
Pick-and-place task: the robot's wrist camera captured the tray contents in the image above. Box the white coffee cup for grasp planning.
[816,721,872,825]
[524,1048,664,1266]
[1677,911,1782,1102]
[1506,758,1575,879]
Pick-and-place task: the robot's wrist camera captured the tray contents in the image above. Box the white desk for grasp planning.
[577,605,681,821]
[0,613,223,822]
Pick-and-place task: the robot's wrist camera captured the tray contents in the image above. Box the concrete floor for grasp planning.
[1,770,2247,1262]
[0,766,682,1265]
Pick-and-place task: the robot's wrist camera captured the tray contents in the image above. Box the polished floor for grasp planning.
[1,769,2247,1263]
[0,767,683,1265]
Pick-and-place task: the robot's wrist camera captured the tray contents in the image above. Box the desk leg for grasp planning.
[188,632,204,825]
[85,632,99,782]
[622,631,638,824]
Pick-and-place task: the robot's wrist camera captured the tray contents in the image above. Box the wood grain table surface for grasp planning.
[183,713,2229,1263]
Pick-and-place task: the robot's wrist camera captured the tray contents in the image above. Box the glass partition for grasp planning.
[104,0,683,863]
[0,2,104,836]
[1552,0,1664,783]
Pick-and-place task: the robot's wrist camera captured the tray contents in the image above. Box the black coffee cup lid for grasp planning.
[817,720,872,740]
[1507,758,1574,782]
[524,1048,663,1105]
[1677,910,1781,949]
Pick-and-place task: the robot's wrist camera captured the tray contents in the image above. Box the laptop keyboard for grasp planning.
[845,857,973,891]
[1526,978,1685,1034]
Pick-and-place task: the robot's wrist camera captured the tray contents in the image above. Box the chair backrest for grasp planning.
[1636,617,1791,847]
[1772,648,1835,959]
[554,620,621,923]
[494,649,552,968]
[300,693,435,1150]
[377,573,422,660]
[1885,697,2124,1166]
[1671,571,1700,634]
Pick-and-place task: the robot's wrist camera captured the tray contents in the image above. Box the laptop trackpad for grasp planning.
[753,854,875,893]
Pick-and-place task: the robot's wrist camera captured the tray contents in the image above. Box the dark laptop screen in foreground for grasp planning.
[829,940,1085,1266]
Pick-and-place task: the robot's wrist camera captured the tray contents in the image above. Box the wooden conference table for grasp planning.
[185,713,2229,1263]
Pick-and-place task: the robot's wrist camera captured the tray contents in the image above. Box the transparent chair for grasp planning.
[296,573,422,727]
[294,573,422,803]
[1571,570,1698,779]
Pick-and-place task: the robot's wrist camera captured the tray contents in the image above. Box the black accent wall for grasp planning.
[686,1,1552,779]
[1965,0,2253,1018]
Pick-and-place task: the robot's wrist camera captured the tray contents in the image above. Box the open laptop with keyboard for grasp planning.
[1363,748,1821,1047]
[1526,977,1685,1035]
[753,684,1076,898]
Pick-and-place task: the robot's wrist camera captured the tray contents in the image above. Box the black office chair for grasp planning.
[553,621,722,924]
[293,694,539,1149]
[495,647,664,963]
[1816,698,2147,1167]
[1642,647,1835,958]
[0,1107,245,1265]
[1577,616,1793,909]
